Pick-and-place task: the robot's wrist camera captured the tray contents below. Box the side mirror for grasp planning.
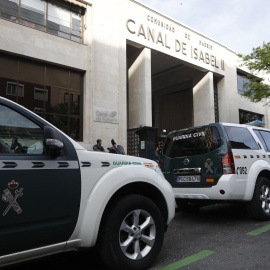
[44,126,64,156]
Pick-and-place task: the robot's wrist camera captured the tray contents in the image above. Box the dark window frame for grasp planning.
[239,109,263,124]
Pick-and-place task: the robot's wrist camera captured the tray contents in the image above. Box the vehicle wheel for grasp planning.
[246,176,270,220]
[176,199,201,213]
[98,194,165,270]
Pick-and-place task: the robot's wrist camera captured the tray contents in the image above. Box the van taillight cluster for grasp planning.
[222,152,235,174]
[159,160,162,168]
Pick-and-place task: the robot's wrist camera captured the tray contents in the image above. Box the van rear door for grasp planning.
[160,124,228,188]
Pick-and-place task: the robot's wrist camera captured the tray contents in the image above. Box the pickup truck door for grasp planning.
[0,103,81,256]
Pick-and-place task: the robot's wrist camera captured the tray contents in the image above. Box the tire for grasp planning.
[176,199,201,213]
[246,176,270,221]
[97,194,165,270]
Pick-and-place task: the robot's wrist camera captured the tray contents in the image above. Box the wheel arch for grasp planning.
[257,170,270,181]
[250,169,270,199]
[246,172,270,220]
[99,182,169,233]
[70,166,174,249]
[245,161,270,200]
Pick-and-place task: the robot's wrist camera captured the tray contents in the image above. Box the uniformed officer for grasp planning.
[108,139,125,155]
[93,139,105,152]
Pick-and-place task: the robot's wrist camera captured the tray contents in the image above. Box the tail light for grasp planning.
[222,152,235,174]
[158,160,162,168]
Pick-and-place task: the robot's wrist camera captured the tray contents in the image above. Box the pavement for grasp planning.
[9,203,270,270]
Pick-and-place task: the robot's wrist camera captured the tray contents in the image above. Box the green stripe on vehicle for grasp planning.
[159,250,215,270]
[247,224,270,236]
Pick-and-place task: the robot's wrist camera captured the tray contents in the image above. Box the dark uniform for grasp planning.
[93,139,105,152]
[93,144,105,152]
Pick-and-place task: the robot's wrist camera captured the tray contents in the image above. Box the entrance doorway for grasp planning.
[153,87,193,137]
[151,49,207,136]
[126,43,210,155]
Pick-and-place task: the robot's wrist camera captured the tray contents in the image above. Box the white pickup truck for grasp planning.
[0,97,175,270]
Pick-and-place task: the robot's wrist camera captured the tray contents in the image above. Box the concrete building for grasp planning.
[0,0,269,154]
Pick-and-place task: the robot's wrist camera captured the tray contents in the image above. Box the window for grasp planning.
[0,0,84,43]
[6,82,24,97]
[20,0,46,31]
[34,88,48,101]
[224,126,258,150]
[0,105,44,154]
[0,53,83,141]
[258,131,270,152]
[47,2,71,39]
[64,93,69,103]
[237,72,250,94]
[163,126,221,158]
[0,0,19,22]
[239,109,263,124]
[253,130,268,151]
[72,12,82,42]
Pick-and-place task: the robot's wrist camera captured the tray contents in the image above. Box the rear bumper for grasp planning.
[173,174,253,201]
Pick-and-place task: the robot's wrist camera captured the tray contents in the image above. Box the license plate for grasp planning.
[177,175,201,182]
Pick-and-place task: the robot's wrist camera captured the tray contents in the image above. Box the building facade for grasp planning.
[0,0,269,153]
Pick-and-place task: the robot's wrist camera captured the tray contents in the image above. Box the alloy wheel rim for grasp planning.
[260,185,270,213]
[119,209,156,260]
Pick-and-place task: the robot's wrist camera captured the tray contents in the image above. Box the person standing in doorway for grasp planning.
[93,139,105,152]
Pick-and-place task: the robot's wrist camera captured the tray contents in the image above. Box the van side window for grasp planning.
[258,131,270,152]
[224,126,258,150]
[253,130,268,151]
[163,126,221,158]
[0,105,44,154]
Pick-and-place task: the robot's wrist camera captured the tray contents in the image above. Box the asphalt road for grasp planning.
[9,203,270,270]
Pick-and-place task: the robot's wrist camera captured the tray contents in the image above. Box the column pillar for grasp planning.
[128,48,152,129]
[193,72,215,126]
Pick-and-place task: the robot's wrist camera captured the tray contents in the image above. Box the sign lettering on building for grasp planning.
[126,17,225,71]
[93,107,118,124]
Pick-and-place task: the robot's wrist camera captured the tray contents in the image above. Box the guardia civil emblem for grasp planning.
[183,158,190,165]
[205,158,213,173]
[2,180,23,216]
